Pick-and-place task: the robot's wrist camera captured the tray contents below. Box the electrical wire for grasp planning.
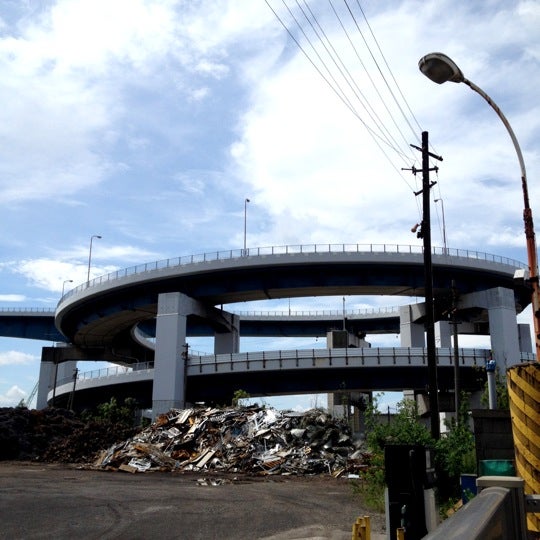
[265,0,419,191]
[265,0,449,226]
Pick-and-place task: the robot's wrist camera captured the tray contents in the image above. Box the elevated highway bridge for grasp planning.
[0,243,533,414]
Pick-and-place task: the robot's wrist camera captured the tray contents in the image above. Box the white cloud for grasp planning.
[0,0,276,205]
[0,350,36,366]
[0,385,27,407]
[0,294,26,303]
[6,258,113,292]
[226,0,540,256]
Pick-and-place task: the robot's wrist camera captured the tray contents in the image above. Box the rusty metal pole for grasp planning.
[419,53,539,361]
[461,78,540,361]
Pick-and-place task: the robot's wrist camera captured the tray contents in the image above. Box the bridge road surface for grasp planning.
[0,462,386,540]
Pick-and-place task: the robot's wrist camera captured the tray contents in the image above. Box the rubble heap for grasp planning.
[96,406,368,476]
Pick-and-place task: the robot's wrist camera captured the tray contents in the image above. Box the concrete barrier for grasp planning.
[424,477,528,540]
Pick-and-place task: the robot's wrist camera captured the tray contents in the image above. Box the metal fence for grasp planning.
[60,243,526,300]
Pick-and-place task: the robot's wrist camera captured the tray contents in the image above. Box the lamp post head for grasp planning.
[418,52,464,84]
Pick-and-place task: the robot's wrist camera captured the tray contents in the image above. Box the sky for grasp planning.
[0,0,539,410]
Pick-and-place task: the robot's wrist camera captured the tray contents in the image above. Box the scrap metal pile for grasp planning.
[95,406,367,476]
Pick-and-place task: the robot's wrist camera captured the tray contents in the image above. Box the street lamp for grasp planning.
[243,198,250,255]
[87,235,102,283]
[61,279,73,297]
[419,52,540,361]
[434,198,448,253]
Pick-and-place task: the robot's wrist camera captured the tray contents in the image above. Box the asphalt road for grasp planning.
[0,462,386,540]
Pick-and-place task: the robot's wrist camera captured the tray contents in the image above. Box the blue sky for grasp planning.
[0,0,539,410]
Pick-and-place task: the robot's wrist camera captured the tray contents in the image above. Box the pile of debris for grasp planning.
[95,405,368,476]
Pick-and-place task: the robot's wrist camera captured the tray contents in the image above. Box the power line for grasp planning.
[266,0,428,200]
[265,0,422,196]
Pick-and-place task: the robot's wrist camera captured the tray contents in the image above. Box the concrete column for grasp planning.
[435,321,452,348]
[57,361,77,384]
[399,304,425,347]
[214,313,240,354]
[36,359,55,410]
[152,292,191,416]
[486,288,521,372]
[518,323,533,355]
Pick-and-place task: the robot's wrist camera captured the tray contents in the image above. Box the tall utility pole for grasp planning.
[407,131,443,440]
[450,279,461,422]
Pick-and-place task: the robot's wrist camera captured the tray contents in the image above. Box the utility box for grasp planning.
[471,409,514,472]
[384,444,437,539]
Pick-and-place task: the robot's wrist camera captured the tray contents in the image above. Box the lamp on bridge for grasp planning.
[61,279,73,297]
[434,198,447,254]
[243,198,250,256]
[419,52,540,361]
[87,235,102,284]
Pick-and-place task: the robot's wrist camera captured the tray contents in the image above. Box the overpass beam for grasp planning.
[214,313,240,354]
[435,321,452,348]
[399,304,425,347]
[461,287,521,372]
[486,288,521,371]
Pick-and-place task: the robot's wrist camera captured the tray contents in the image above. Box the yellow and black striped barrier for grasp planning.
[507,361,540,534]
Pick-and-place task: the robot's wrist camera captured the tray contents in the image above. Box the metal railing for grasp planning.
[231,306,400,317]
[0,307,55,313]
[55,349,537,388]
[60,243,527,301]
[190,347,491,369]
[56,361,154,387]
[0,305,401,319]
[61,348,493,385]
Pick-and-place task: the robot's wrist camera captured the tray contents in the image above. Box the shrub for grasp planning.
[83,397,138,427]
[357,393,476,511]
[354,395,434,511]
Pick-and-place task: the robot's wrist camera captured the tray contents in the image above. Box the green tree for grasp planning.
[365,396,433,452]
[232,389,250,407]
[92,397,138,426]
[435,394,476,499]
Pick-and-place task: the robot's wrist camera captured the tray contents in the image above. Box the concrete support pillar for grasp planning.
[518,323,533,355]
[486,288,521,372]
[399,304,425,347]
[435,320,452,348]
[152,292,192,417]
[57,361,77,383]
[36,359,55,410]
[214,313,240,354]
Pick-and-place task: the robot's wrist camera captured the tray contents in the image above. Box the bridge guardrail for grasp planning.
[0,307,55,313]
[61,348,495,385]
[60,243,527,302]
[232,306,400,317]
[56,361,154,387]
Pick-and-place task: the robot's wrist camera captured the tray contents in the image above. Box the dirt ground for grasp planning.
[0,461,386,540]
